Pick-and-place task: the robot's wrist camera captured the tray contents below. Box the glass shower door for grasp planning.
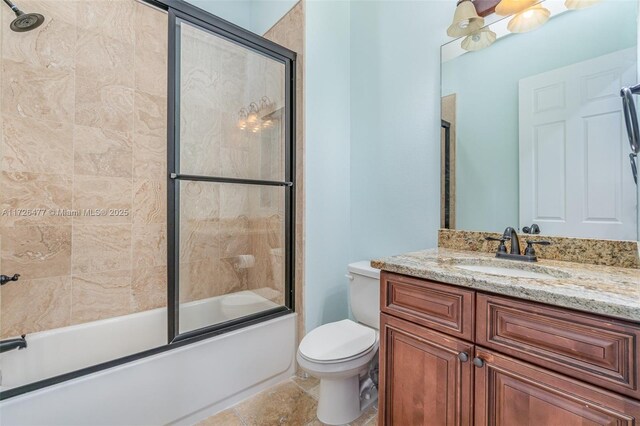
[168,14,295,338]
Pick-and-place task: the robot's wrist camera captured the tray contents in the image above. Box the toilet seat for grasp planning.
[299,319,377,363]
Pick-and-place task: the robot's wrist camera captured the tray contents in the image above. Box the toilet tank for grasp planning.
[347,261,381,330]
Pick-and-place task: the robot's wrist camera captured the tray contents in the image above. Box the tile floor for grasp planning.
[196,373,378,426]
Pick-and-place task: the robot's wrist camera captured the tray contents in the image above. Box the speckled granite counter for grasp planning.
[372,248,640,322]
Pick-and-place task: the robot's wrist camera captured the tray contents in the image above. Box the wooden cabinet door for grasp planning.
[474,347,640,426]
[379,313,473,426]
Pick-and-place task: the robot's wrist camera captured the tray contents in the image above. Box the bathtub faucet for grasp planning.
[0,335,27,353]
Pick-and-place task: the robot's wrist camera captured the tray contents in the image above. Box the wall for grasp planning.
[186,0,252,30]
[442,0,638,233]
[251,0,299,34]
[304,0,351,332]
[349,0,453,262]
[0,0,168,338]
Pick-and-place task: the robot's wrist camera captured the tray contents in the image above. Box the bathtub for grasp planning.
[0,290,296,425]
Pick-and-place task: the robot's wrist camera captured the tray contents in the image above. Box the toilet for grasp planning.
[297,261,380,425]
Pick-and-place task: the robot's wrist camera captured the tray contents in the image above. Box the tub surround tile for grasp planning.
[438,229,640,269]
[72,176,132,224]
[0,275,71,338]
[133,2,167,98]
[1,59,75,124]
[2,116,74,175]
[132,223,167,269]
[72,224,131,274]
[75,30,134,87]
[73,125,133,178]
[71,269,132,324]
[1,10,76,72]
[372,248,640,322]
[131,265,166,312]
[132,133,166,179]
[0,0,169,335]
[133,91,166,138]
[132,179,166,224]
[0,171,72,226]
[0,225,71,279]
[75,0,135,44]
[74,76,134,132]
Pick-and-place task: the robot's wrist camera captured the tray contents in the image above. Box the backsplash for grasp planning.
[438,229,640,269]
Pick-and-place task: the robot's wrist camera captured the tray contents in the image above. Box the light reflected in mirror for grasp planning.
[441,0,639,241]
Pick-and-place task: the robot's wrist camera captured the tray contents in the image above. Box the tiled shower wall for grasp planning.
[0,0,305,340]
[264,2,305,341]
[0,0,168,338]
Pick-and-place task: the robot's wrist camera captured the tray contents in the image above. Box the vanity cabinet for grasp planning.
[378,271,640,425]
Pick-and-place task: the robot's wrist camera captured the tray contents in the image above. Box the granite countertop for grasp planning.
[372,248,640,323]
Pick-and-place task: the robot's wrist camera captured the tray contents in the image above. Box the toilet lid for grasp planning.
[299,319,377,362]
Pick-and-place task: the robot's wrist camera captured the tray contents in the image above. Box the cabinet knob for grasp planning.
[458,352,469,362]
[473,357,485,368]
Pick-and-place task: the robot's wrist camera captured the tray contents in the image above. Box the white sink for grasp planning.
[454,264,558,280]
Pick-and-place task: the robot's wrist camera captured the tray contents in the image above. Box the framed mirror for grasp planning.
[441,0,639,241]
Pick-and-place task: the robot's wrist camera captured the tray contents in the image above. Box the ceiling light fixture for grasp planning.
[462,28,497,51]
[495,0,537,16]
[447,0,484,37]
[507,4,550,33]
[564,0,602,9]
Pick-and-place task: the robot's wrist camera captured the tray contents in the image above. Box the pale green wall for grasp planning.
[442,1,637,233]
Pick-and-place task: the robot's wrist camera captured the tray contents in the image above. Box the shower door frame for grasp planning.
[166,1,297,344]
[0,0,296,401]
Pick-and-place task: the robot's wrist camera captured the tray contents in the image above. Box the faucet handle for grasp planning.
[522,224,541,235]
[524,240,551,257]
[485,236,508,254]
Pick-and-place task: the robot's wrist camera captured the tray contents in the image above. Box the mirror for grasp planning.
[441,0,639,241]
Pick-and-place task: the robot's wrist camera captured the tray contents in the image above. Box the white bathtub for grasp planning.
[0,291,295,425]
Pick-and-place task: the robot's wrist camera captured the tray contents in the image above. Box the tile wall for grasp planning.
[0,0,168,338]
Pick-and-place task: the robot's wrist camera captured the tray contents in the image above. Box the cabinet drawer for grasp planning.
[477,294,640,399]
[381,272,474,341]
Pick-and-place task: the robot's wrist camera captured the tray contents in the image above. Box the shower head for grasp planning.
[3,0,44,32]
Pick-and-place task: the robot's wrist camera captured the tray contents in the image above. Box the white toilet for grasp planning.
[297,261,380,425]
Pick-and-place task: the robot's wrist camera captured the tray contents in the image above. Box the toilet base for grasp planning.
[317,376,361,425]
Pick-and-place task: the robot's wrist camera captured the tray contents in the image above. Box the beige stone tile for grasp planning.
[133,133,166,179]
[132,223,167,269]
[292,372,320,393]
[72,175,132,224]
[0,225,71,279]
[132,179,166,224]
[75,76,134,132]
[71,269,132,324]
[134,2,167,97]
[0,275,71,338]
[350,405,378,426]
[131,265,166,312]
[134,91,166,138]
[179,219,219,263]
[235,381,317,426]
[72,224,131,274]
[1,59,75,124]
[196,409,244,426]
[75,0,134,44]
[1,1,76,71]
[74,125,132,178]
[2,116,73,174]
[0,171,72,226]
[75,30,134,86]
[219,217,251,258]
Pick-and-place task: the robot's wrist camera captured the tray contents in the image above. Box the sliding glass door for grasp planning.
[167,8,295,341]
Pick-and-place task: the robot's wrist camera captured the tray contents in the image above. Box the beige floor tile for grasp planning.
[292,372,320,393]
[196,409,244,426]
[234,381,317,426]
